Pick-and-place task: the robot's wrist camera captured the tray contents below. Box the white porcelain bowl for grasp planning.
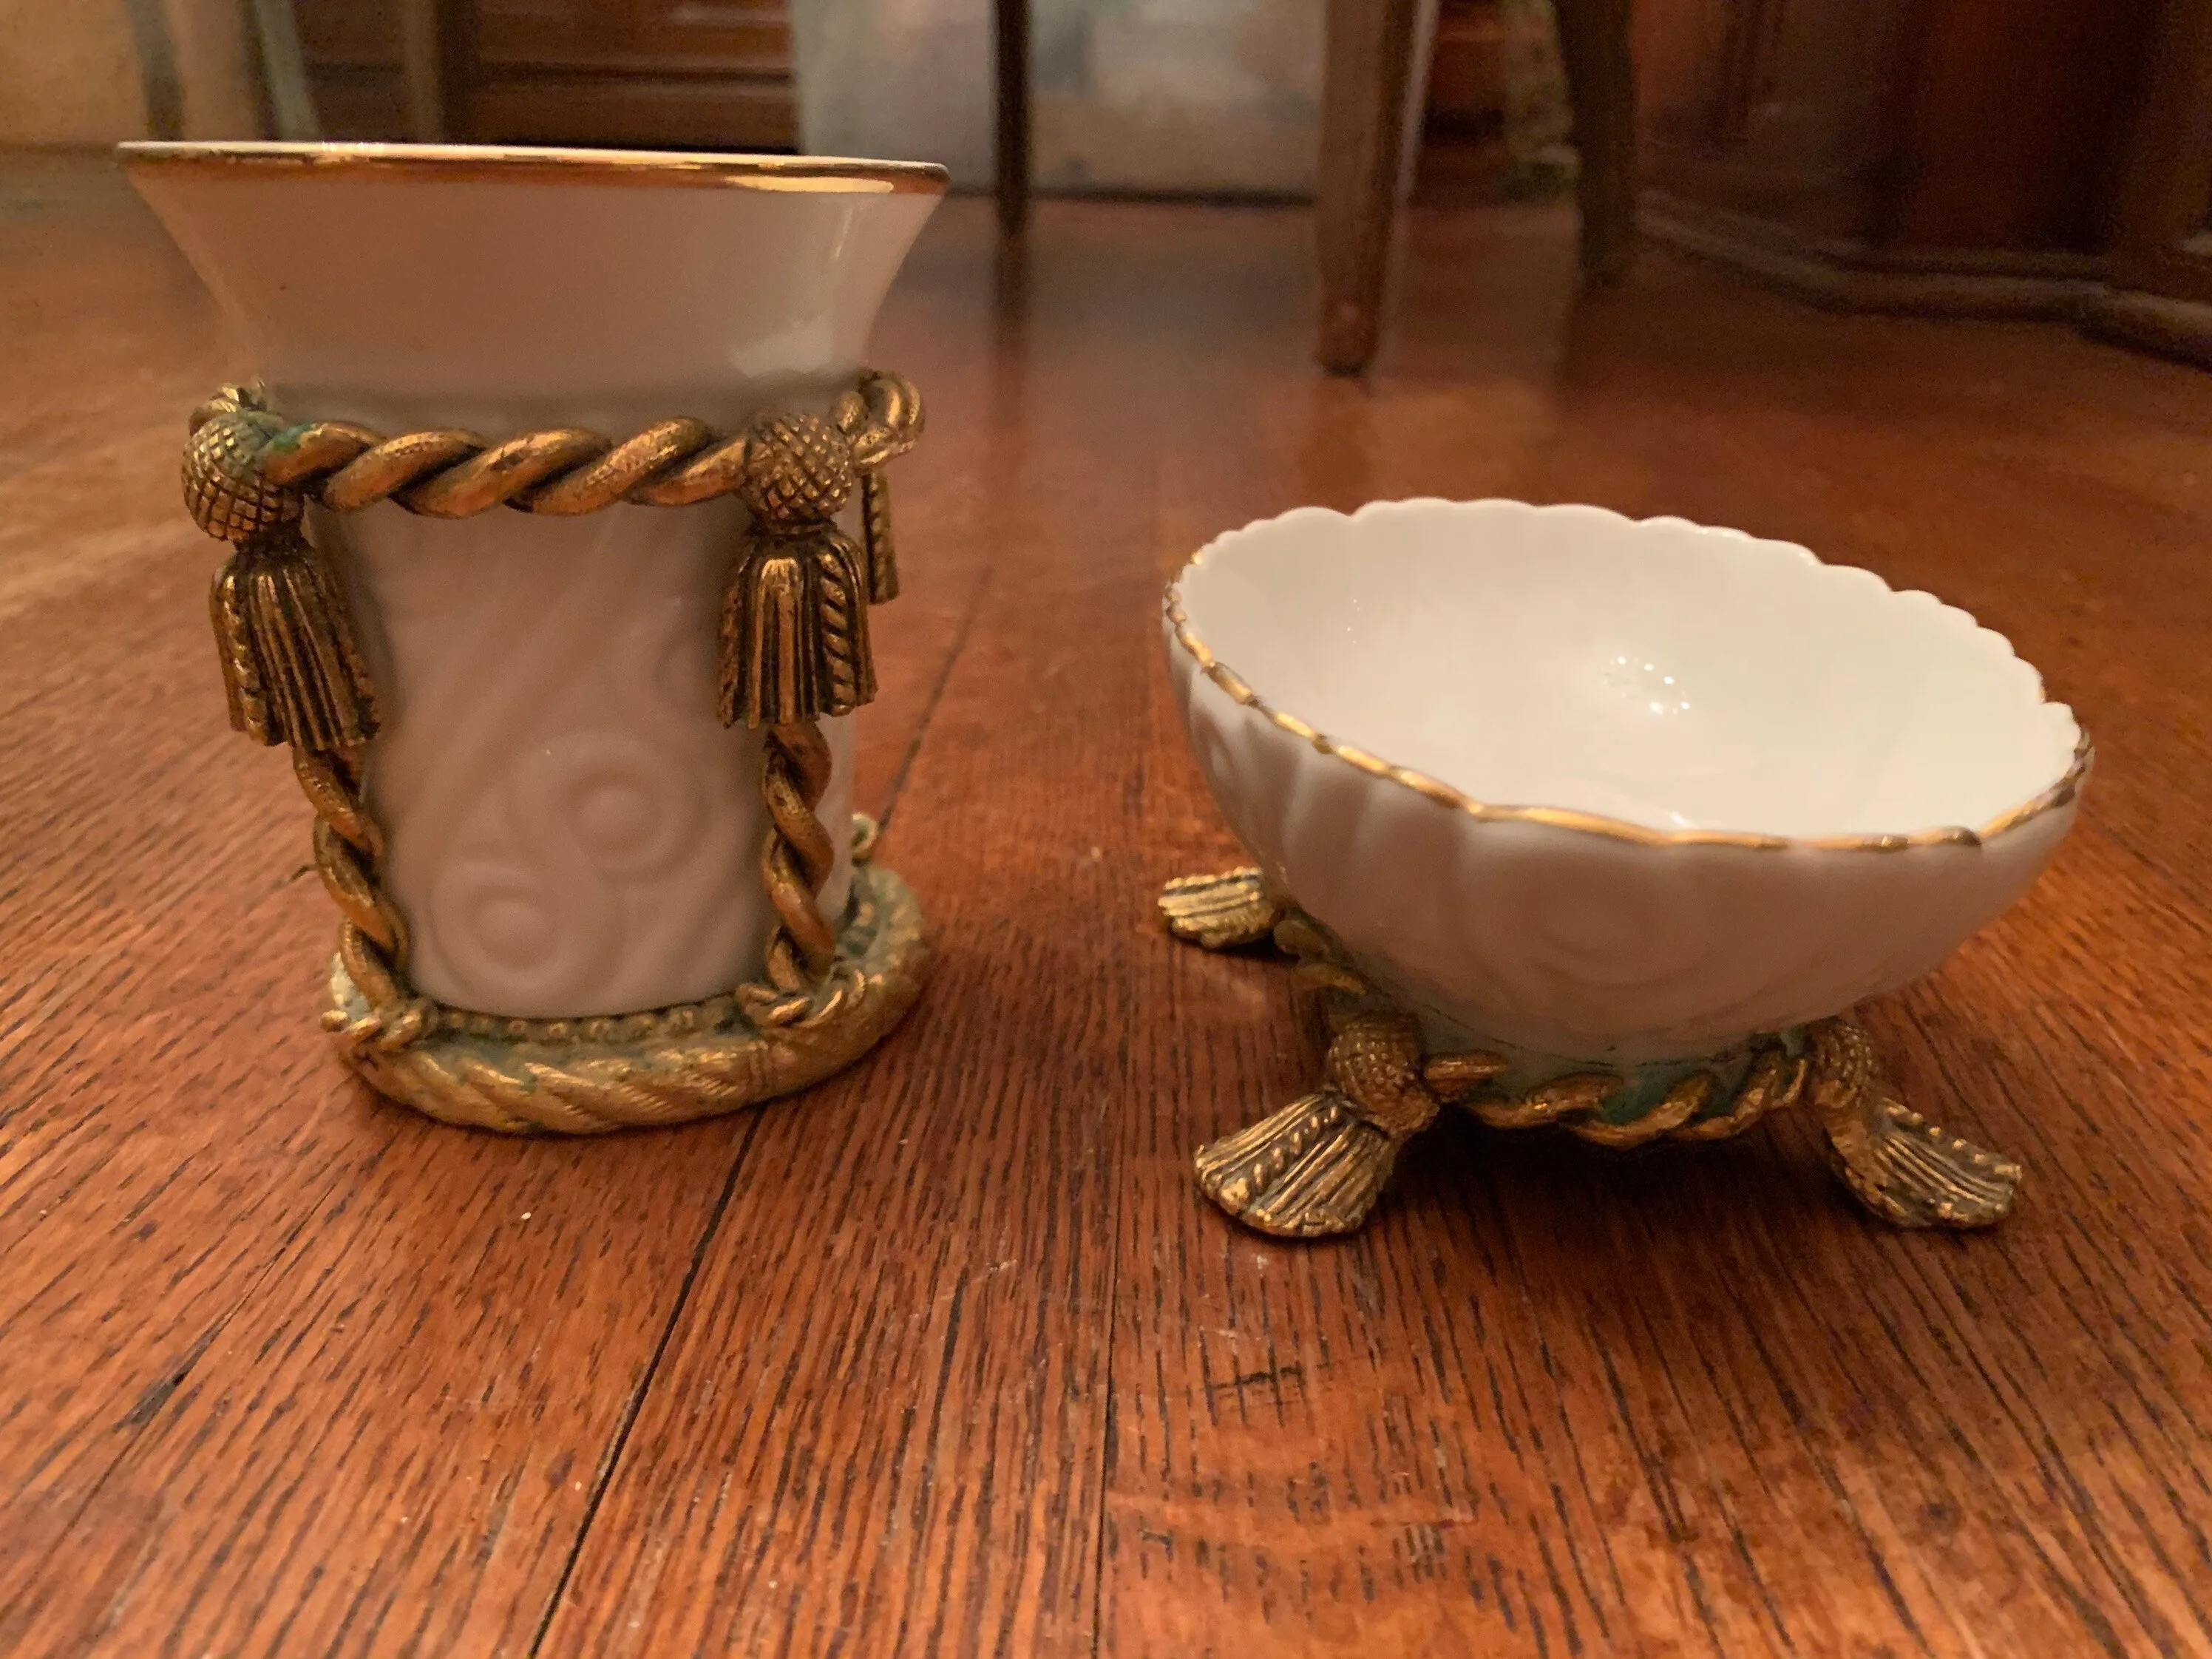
[1164,501,2087,1069]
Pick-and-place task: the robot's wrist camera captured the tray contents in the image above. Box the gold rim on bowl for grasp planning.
[1164,519,2092,855]
[115,141,949,196]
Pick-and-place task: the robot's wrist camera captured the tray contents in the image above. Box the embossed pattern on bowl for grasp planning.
[1165,500,2087,1066]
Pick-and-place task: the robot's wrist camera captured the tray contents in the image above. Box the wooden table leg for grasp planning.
[246,0,322,140]
[995,0,1031,237]
[120,0,184,139]
[1553,0,1636,284]
[1316,0,1423,373]
[398,0,448,142]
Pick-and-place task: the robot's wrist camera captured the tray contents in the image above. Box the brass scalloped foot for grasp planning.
[1168,872,2025,1236]
[1173,875,1473,1238]
[1195,996,1446,1238]
[1810,1018,2021,1228]
[1194,1091,1402,1238]
[1160,867,1285,950]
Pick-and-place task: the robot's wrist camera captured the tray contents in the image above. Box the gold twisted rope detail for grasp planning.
[327,854,927,1135]
[291,750,435,1051]
[1164,869,2019,1236]
[183,372,925,1088]
[761,722,841,994]
[198,371,923,520]
[1165,870,1810,1158]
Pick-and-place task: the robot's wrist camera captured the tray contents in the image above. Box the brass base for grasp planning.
[326,861,928,1134]
[1164,869,2022,1238]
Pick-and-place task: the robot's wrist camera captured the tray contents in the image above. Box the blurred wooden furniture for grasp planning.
[293,0,1028,231]
[1414,0,1513,195]
[1414,0,1562,202]
[1317,0,1634,373]
[1633,0,2212,367]
[2094,0,2212,365]
[294,0,796,149]
[995,0,1029,235]
[1553,0,1635,279]
[1314,0,1425,373]
[121,0,184,139]
[393,0,452,140]
[246,0,322,138]
[10,153,2212,1659]
[1634,0,2155,316]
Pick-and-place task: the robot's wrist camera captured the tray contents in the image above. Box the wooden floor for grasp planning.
[4,152,2212,1659]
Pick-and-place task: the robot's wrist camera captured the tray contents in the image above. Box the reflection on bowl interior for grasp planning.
[1178,503,2080,840]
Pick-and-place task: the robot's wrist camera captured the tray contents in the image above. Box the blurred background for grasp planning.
[1,0,2206,370]
[0,0,1568,200]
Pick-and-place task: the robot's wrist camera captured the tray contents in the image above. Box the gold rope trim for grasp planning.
[326,860,928,1134]
[1169,869,2019,1235]
[1167,870,1804,1153]
[188,373,923,518]
[761,722,840,992]
[1286,900,1802,1147]
[1176,871,1807,1236]
[292,749,433,1050]
[181,373,926,1081]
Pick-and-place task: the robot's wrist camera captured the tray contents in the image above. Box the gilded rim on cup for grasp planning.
[116,140,949,195]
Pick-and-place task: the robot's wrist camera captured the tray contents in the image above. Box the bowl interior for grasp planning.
[1176,502,2080,840]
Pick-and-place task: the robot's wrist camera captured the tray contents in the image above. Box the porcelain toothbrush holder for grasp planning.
[123,140,947,1132]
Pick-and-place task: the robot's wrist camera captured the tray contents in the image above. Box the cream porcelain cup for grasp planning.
[123,141,943,1020]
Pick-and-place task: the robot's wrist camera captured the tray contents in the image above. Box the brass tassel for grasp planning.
[722,407,889,730]
[1192,1005,1441,1237]
[187,384,379,754]
[722,540,818,729]
[811,524,875,713]
[860,471,898,603]
[209,523,379,752]
[1192,1093,1403,1238]
[719,525,879,730]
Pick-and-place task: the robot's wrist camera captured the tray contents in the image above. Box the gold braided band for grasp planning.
[180,373,929,1131]
[1162,869,2022,1236]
